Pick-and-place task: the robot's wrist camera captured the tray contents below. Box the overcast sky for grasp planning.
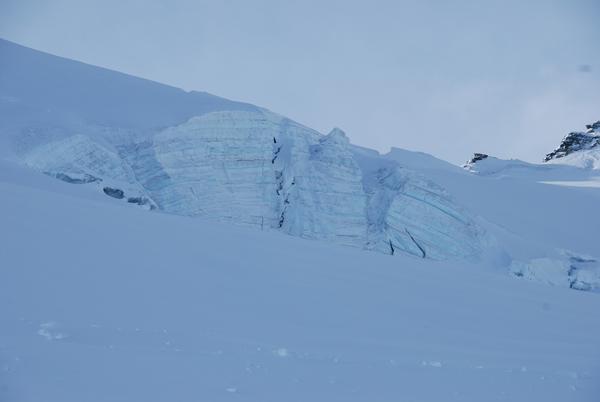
[1,0,599,164]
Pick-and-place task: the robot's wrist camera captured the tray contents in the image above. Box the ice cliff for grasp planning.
[20,109,483,260]
[0,38,485,260]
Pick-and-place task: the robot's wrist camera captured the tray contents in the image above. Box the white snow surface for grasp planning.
[1,166,599,402]
[546,148,600,170]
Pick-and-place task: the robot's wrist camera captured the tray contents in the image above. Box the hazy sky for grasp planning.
[1,0,599,164]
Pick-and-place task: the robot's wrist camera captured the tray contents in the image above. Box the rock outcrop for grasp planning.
[544,121,600,169]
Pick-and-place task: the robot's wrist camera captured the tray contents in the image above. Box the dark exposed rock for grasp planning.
[544,121,600,162]
[126,196,155,209]
[585,121,600,132]
[127,196,144,204]
[49,172,101,184]
[103,187,124,199]
[469,153,488,163]
[463,153,488,168]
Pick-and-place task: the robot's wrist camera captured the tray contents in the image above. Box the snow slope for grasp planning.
[0,38,257,144]
[1,166,599,402]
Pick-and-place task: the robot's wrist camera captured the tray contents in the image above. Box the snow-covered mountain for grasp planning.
[464,121,600,175]
[544,121,600,170]
[463,121,600,183]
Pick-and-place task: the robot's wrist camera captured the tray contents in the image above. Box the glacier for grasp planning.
[2,37,600,402]
[3,38,600,289]
[19,108,484,260]
[0,38,485,261]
